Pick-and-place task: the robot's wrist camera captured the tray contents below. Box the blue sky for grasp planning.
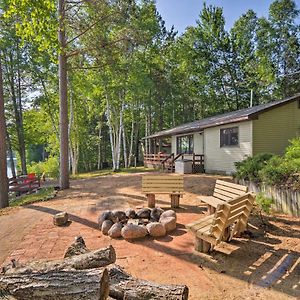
[155,0,300,34]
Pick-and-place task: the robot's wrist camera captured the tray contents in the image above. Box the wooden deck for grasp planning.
[143,153,204,173]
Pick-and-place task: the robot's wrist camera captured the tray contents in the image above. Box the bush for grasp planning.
[234,153,274,181]
[259,156,300,186]
[284,138,300,160]
[255,192,274,214]
[28,156,59,179]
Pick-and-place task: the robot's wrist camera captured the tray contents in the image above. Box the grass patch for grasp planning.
[9,187,57,207]
[71,166,152,179]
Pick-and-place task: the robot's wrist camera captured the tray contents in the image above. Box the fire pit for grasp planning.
[98,207,177,239]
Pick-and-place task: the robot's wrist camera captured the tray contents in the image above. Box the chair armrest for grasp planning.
[198,196,224,208]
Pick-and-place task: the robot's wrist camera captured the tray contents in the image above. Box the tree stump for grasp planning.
[146,194,155,208]
[170,194,180,208]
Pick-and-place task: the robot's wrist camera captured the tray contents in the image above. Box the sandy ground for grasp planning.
[0,173,299,300]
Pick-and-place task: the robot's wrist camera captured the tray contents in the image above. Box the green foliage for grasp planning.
[9,187,56,207]
[236,138,300,189]
[255,192,274,213]
[259,155,300,186]
[28,156,59,179]
[234,153,274,181]
[284,138,300,160]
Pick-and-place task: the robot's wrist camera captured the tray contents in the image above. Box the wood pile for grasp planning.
[0,236,189,300]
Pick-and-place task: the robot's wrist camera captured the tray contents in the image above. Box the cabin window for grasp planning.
[298,99,300,108]
[177,135,193,154]
[220,127,239,147]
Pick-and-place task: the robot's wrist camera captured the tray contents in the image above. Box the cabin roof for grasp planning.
[144,93,300,139]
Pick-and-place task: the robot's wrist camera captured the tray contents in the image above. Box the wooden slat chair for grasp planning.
[200,179,248,214]
[186,193,255,253]
[142,175,184,208]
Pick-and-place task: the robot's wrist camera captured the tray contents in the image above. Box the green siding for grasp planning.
[253,100,300,155]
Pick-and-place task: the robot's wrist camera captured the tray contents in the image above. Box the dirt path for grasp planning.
[0,173,299,300]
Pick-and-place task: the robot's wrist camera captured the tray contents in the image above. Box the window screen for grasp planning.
[220,127,239,147]
[177,135,194,154]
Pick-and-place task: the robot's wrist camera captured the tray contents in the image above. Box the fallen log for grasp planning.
[3,244,116,275]
[0,268,109,300]
[108,265,189,300]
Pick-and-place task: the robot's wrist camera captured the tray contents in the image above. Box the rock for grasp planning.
[150,207,164,222]
[112,210,127,222]
[53,212,68,226]
[98,211,113,229]
[121,224,148,240]
[160,216,176,232]
[146,222,166,237]
[159,210,177,222]
[108,223,123,238]
[102,220,113,235]
[125,208,136,219]
[136,208,151,219]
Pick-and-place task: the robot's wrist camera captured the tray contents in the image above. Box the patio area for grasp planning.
[0,173,299,300]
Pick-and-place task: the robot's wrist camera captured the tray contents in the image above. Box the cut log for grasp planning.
[0,268,109,300]
[64,236,89,258]
[3,245,116,275]
[0,290,17,299]
[108,265,188,300]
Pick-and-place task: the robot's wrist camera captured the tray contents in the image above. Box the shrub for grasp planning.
[259,156,300,186]
[255,192,274,214]
[284,138,300,160]
[28,156,59,179]
[234,153,274,181]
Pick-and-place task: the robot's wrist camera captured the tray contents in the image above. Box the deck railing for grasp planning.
[144,153,204,173]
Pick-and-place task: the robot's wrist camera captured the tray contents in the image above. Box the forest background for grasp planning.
[0,0,299,179]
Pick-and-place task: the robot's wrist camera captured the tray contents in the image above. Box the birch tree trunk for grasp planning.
[116,97,124,170]
[6,52,26,175]
[6,130,16,178]
[122,119,127,168]
[0,58,8,208]
[106,94,116,171]
[128,112,134,167]
[16,42,27,175]
[97,119,102,170]
[58,0,69,189]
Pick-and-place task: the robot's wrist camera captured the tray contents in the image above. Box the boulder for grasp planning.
[53,212,68,226]
[146,222,166,237]
[136,208,151,219]
[160,216,176,232]
[150,207,164,222]
[98,210,113,229]
[108,223,123,238]
[159,210,177,222]
[101,220,113,235]
[121,224,148,240]
[125,208,136,219]
[112,210,127,222]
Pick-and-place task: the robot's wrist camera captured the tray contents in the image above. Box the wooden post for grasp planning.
[147,194,155,208]
[170,194,180,208]
[194,237,211,253]
[207,205,215,215]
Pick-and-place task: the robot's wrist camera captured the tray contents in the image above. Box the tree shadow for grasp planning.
[25,204,99,230]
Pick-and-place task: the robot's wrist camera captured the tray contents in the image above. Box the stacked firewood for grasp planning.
[0,237,189,300]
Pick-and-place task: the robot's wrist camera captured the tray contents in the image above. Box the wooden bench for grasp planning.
[186,193,255,253]
[142,175,184,208]
[200,179,248,214]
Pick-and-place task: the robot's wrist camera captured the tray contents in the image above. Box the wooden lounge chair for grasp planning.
[200,179,248,214]
[186,193,255,253]
[142,175,184,208]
